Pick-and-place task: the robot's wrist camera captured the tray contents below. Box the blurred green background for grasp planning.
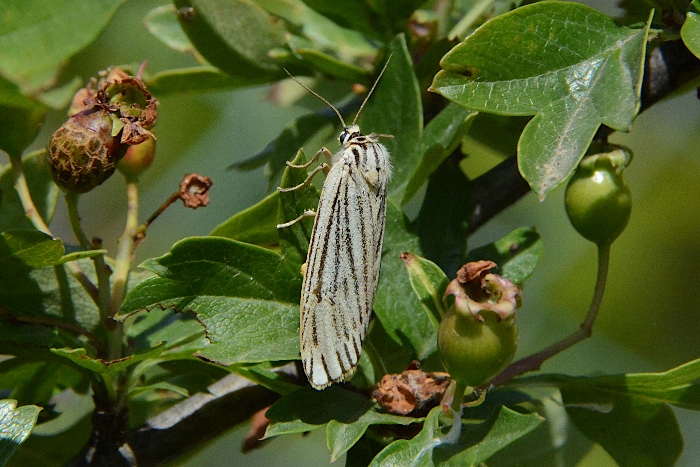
[22,0,700,465]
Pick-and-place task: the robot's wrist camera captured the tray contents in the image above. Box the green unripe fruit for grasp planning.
[48,108,127,193]
[117,134,156,181]
[439,308,518,387]
[565,148,632,245]
[438,261,521,387]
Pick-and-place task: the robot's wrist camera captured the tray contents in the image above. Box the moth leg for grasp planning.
[276,210,316,229]
[286,147,334,169]
[277,163,329,193]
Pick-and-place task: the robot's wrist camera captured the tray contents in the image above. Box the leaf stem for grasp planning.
[109,181,140,360]
[65,191,90,248]
[486,243,611,387]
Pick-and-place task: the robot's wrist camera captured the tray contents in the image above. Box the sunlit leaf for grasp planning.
[118,237,302,365]
[430,2,650,198]
[0,399,41,466]
[210,191,280,247]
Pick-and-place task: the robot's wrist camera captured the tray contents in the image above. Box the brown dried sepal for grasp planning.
[373,367,450,416]
[241,407,270,453]
[179,173,213,208]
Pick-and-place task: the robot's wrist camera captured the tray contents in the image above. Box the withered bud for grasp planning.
[446,261,521,322]
[179,173,212,208]
[373,366,451,416]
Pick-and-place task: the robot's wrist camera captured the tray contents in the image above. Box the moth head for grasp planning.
[339,125,362,145]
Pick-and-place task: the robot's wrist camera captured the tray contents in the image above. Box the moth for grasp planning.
[278,58,393,389]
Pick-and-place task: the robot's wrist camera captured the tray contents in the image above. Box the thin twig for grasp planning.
[486,243,611,387]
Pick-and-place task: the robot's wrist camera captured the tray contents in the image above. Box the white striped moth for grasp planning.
[278,58,393,389]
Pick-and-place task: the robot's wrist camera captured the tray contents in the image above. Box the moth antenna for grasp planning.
[284,69,346,128]
[352,53,393,126]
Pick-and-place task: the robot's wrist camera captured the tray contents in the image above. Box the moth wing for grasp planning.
[299,151,382,389]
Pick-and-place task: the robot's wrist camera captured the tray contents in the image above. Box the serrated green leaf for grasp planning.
[400,252,449,326]
[145,66,276,95]
[371,405,543,466]
[327,409,419,462]
[402,104,476,206]
[0,230,63,268]
[358,35,423,204]
[562,392,682,467]
[0,0,125,92]
[0,150,59,231]
[682,1,700,59]
[144,5,197,55]
[0,79,47,156]
[430,2,651,198]
[173,0,285,80]
[516,357,700,411]
[0,399,41,467]
[265,386,371,437]
[276,149,321,267]
[467,227,542,285]
[0,258,102,335]
[50,343,165,375]
[210,191,280,247]
[375,202,437,361]
[415,163,471,279]
[118,236,302,365]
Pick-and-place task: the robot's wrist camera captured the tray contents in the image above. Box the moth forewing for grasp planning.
[279,59,393,390]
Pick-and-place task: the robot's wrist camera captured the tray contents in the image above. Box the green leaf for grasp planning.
[0,258,102,334]
[518,357,700,411]
[118,236,302,365]
[173,0,285,80]
[125,307,209,360]
[231,362,300,396]
[0,0,125,92]
[415,163,471,279]
[359,35,423,204]
[402,104,476,206]
[430,2,651,199]
[371,405,543,466]
[276,149,321,267]
[400,252,449,326]
[327,408,419,462]
[467,227,543,285]
[563,393,682,467]
[128,381,190,399]
[265,386,371,437]
[145,66,277,95]
[255,0,376,60]
[374,202,437,361]
[144,4,197,55]
[0,150,59,231]
[0,399,41,467]
[230,113,335,191]
[0,230,63,268]
[210,191,280,247]
[296,0,385,41]
[285,44,370,83]
[50,344,166,376]
[0,78,47,157]
[682,1,700,59]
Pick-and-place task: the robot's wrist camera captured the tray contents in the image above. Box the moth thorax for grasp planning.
[339,125,362,145]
